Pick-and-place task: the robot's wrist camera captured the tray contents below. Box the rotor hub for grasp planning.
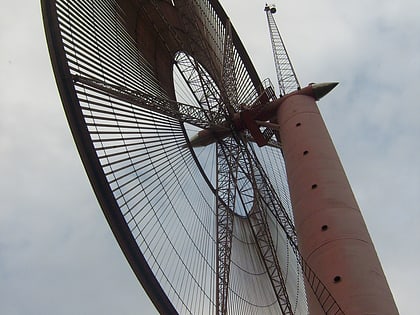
[189,82,338,147]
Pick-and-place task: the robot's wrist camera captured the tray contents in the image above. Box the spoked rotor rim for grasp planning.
[42,0,306,314]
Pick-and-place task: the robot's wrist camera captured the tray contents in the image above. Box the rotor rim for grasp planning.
[42,0,307,313]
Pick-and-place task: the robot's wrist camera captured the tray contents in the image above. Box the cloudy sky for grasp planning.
[1,0,419,314]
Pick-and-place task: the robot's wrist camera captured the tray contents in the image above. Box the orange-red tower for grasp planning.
[277,90,399,314]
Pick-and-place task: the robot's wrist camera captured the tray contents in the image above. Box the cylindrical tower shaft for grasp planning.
[276,94,399,314]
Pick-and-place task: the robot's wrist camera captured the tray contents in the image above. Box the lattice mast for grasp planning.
[264,4,300,96]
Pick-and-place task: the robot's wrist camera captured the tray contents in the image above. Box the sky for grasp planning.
[1,0,419,314]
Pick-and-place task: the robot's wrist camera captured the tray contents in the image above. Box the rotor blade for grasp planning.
[174,52,227,123]
[215,138,239,315]
[74,75,224,129]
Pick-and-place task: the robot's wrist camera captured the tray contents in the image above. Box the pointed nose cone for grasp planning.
[311,82,339,100]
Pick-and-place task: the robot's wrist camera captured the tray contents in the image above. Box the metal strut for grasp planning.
[264,4,300,96]
[72,75,224,129]
[215,139,237,315]
[215,18,240,315]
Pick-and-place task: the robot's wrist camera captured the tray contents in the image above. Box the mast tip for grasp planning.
[264,4,277,14]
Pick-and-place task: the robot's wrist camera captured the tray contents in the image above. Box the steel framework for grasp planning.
[264,4,300,96]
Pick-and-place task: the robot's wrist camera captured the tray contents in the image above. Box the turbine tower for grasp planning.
[264,4,399,314]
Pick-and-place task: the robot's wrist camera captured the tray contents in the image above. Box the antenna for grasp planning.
[264,4,300,96]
